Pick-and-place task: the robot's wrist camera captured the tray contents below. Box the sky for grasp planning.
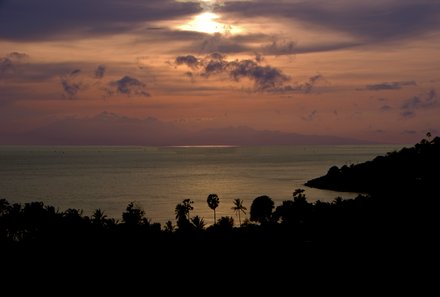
[1,0,439,145]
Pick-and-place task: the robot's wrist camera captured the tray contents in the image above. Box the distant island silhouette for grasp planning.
[3,111,372,146]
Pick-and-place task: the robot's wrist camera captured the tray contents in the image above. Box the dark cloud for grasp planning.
[0,57,13,77]
[401,89,438,117]
[183,32,299,56]
[261,40,297,56]
[222,0,440,43]
[402,130,417,135]
[5,52,29,60]
[302,110,317,121]
[106,75,150,97]
[365,81,417,91]
[0,0,199,41]
[402,89,437,109]
[95,65,106,79]
[174,53,324,93]
[175,55,200,69]
[0,52,29,78]
[179,29,355,56]
[60,69,84,99]
[272,74,324,94]
[401,111,415,118]
[175,53,293,92]
[59,66,106,99]
[190,33,252,54]
[380,105,392,112]
[229,60,289,91]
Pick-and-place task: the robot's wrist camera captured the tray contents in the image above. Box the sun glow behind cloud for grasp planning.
[179,12,241,34]
[178,0,242,34]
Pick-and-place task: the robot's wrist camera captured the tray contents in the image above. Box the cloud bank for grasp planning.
[174,53,323,93]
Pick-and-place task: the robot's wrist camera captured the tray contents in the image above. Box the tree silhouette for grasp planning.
[122,202,145,226]
[175,199,194,229]
[275,188,311,225]
[232,198,247,226]
[91,208,107,227]
[207,194,220,224]
[163,220,174,232]
[250,195,274,224]
[191,215,206,231]
[217,216,234,230]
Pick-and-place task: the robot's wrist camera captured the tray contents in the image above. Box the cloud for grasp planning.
[181,30,363,57]
[365,81,417,91]
[0,52,29,79]
[174,53,299,92]
[0,0,199,41]
[174,53,325,93]
[401,111,415,118]
[106,76,150,97]
[175,55,201,69]
[60,69,84,99]
[222,0,440,43]
[187,33,252,54]
[401,89,438,118]
[271,74,324,94]
[0,57,13,77]
[260,40,297,56]
[380,105,392,111]
[302,110,317,121]
[175,53,290,91]
[94,65,106,79]
[182,32,308,56]
[59,65,108,98]
[228,60,290,91]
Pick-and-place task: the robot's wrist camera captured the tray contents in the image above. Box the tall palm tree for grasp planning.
[232,198,247,226]
[207,194,220,225]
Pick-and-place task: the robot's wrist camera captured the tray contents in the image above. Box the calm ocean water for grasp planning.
[0,144,403,226]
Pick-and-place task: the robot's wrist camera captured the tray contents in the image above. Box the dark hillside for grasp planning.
[305,135,440,195]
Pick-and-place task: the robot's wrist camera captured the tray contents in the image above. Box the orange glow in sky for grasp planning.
[0,0,439,145]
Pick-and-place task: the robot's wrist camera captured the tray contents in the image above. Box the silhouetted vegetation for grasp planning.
[207,193,220,224]
[232,198,247,226]
[305,134,440,196]
[0,136,437,274]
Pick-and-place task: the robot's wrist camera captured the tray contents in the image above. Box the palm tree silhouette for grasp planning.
[207,194,220,225]
[175,199,194,228]
[232,198,247,226]
[191,215,206,231]
[91,208,107,226]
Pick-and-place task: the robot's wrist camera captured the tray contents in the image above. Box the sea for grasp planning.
[0,144,404,226]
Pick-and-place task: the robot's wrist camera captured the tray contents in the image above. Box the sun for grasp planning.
[180,12,225,34]
[176,0,243,34]
[178,11,243,35]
